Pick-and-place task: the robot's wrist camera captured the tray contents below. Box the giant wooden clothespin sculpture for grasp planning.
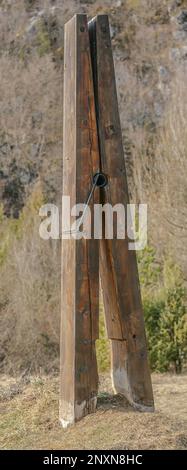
[60,14,154,428]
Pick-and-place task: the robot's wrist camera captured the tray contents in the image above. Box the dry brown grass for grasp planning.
[0,373,187,450]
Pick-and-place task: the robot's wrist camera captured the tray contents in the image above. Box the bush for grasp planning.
[138,245,161,292]
[96,304,110,373]
[139,249,187,373]
[157,286,187,373]
[0,183,61,374]
[144,298,164,370]
[97,247,187,374]
[37,28,51,57]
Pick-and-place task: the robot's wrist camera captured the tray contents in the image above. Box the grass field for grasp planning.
[0,373,187,450]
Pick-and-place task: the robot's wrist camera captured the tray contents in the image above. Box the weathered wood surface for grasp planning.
[88,15,154,411]
[60,14,100,427]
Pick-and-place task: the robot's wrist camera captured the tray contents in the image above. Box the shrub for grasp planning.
[0,183,61,374]
[96,304,110,373]
[138,245,161,292]
[144,298,164,370]
[139,249,187,373]
[37,28,51,57]
[157,285,187,373]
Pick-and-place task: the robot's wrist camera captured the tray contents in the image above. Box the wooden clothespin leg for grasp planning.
[60,15,100,428]
[89,15,154,412]
[60,14,154,428]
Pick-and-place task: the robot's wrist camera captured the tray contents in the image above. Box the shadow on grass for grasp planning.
[97,392,133,412]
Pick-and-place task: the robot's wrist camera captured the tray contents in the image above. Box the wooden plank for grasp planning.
[89,17,123,341]
[89,15,154,411]
[60,14,100,427]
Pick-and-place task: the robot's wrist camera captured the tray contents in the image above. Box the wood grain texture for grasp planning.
[88,15,154,410]
[60,14,100,427]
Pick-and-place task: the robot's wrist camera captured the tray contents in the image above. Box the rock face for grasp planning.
[177,10,187,28]
[24,0,40,12]
[0,0,187,217]
[170,46,187,61]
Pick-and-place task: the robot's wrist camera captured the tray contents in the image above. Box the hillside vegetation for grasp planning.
[0,0,187,375]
